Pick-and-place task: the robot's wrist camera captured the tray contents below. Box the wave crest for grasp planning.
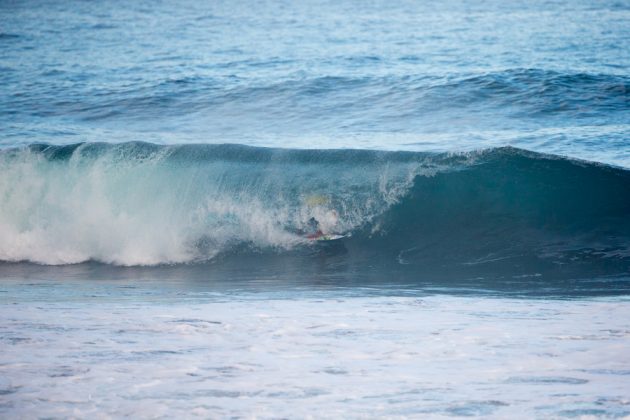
[1,143,629,276]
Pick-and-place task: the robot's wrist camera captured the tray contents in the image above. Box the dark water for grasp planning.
[0,143,629,294]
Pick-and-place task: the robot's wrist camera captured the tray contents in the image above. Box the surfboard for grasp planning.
[310,233,347,242]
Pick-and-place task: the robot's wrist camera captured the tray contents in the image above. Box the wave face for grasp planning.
[1,142,629,279]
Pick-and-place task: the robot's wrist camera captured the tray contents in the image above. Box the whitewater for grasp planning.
[1,0,630,417]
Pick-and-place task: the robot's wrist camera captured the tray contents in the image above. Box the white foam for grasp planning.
[0,145,421,265]
[1,290,629,418]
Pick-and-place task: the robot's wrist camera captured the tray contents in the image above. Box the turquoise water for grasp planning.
[1,143,629,287]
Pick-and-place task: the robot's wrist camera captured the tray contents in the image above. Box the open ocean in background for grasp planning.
[1,0,630,417]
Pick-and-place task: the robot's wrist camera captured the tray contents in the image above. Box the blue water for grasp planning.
[1,0,630,417]
[1,0,629,278]
[1,0,629,164]
[1,143,629,291]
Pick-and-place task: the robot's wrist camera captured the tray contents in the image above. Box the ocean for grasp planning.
[1,0,630,417]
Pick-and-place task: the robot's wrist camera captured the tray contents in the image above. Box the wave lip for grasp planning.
[0,142,432,265]
[0,143,629,280]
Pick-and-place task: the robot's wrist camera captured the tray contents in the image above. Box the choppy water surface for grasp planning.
[1,0,630,417]
[1,0,629,165]
[1,279,630,418]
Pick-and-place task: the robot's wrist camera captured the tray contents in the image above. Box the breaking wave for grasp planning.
[1,142,629,280]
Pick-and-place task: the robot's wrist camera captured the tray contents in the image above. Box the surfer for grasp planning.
[304,209,339,239]
[305,217,323,239]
